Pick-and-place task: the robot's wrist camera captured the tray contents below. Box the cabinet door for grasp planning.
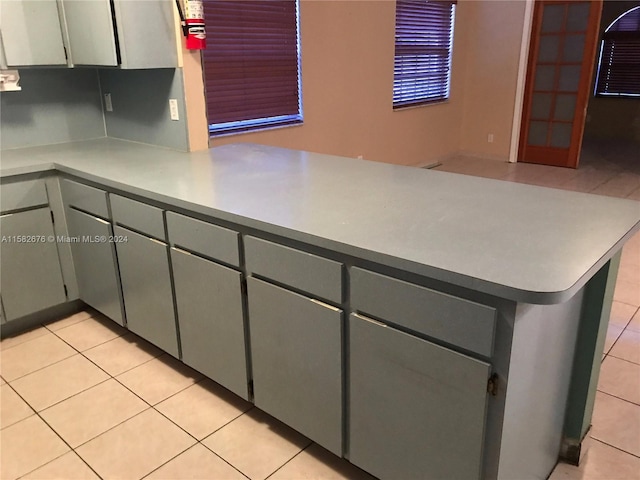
[0,208,67,320]
[61,0,118,66]
[0,0,67,66]
[66,208,124,325]
[171,248,248,399]
[247,277,343,455]
[349,313,490,480]
[114,225,178,357]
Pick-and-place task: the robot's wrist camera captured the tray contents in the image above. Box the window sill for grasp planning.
[209,120,304,141]
[393,99,451,111]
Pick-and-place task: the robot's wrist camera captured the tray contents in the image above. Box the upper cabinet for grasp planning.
[0,0,68,67]
[0,0,178,69]
[61,0,178,68]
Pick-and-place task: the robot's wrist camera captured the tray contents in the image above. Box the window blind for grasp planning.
[394,0,456,108]
[595,6,640,97]
[203,0,302,135]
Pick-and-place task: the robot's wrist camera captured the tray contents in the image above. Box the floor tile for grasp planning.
[627,186,640,201]
[0,333,76,381]
[53,316,125,352]
[156,379,251,440]
[146,443,245,480]
[590,173,640,198]
[203,408,311,480]
[1,384,34,429]
[591,392,640,457]
[550,438,640,480]
[608,302,638,328]
[116,354,202,405]
[597,356,640,405]
[627,309,640,333]
[269,443,376,480]
[613,280,640,307]
[40,378,148,447]
[83,332,162,377]
[609,329,640,365]
[44,311,92,332]
[0,326,49,351]
[76,409,195,479]
[616,262,640,287]
[0,376,5,385]
[21,451,99,480]
[0,415,69,480]
[11,354,110,412]
[604,324,624,356]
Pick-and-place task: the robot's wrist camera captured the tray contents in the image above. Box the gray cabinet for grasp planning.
[61,0,178,68]
[348,313,491,480]
[247,277,343,455]
[114,225,179,357]
[0,208,67,320]
[0,0,67,66]
[66,208,124,325]
[171,248,248,399]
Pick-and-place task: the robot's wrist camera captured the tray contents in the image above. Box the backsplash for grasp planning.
[0,68,105,150]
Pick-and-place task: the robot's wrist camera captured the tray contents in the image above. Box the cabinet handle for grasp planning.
[149,237,167,246]
[95,217,109,225]
[171,246,191,255]
[310,298,341,312]
[352,313,387,327]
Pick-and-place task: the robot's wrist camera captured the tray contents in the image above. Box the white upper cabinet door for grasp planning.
[113,0,178,69]
[0,0,67,66]
[61,0,118,66]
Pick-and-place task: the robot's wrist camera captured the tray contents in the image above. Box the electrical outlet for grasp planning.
[487,133,494,143]
[357,154,363,159]
[169,99,179,121]
[104,93,113,112]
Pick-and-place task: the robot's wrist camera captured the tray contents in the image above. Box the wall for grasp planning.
[195,0,472,166]
[459,0,529,160]
[0,69,105,150]
[584,1,640,143]
[99,68,189,151]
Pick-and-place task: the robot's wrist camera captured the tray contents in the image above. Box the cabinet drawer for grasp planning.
[61,179,109,218]
[245,236,343,303]
[1,179,48,213]
[166,212,239,267]
[350,268,496,357]
[110,194,165,240]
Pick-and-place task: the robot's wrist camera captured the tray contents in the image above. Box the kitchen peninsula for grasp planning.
[1,139,639,479]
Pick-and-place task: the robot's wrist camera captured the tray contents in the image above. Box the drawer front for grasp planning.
[166,212,239,267]
[350,268,496,357]
[110,194,165,240]
[1,179,48,213]
[245,236,343,303]
[60,179,109,218]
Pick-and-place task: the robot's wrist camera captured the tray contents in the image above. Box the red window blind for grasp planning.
[394,0,456,108]
[595,6,640,97]
[203,0,302,135]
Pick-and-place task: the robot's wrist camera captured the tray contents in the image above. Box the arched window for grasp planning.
[594,6,640,97]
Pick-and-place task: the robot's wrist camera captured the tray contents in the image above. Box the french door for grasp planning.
[519,1,602,168]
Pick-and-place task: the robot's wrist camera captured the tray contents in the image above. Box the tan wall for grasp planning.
[584,0,640,143]
[184,0,529,164]
[459,0,528,160]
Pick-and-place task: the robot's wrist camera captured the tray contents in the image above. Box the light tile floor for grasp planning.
[1,139,639,479]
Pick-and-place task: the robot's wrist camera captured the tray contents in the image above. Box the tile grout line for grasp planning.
[263,442,314,479]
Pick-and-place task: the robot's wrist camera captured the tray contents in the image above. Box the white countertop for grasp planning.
[2,138,639,304]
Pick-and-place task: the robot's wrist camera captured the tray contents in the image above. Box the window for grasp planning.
[393,0,456,108]
[203,0,302,135]
[594,6,640,97]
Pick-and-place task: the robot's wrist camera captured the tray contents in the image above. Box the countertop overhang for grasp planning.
[2,138,639,305]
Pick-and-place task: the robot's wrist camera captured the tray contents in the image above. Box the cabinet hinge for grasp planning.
[50,211,55,224]
[487,373,499,396]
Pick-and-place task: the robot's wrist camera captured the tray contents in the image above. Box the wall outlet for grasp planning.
[104,93,113,112]
[487,133,494,143]
[357,154,363,159]
[169,99,179,121]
